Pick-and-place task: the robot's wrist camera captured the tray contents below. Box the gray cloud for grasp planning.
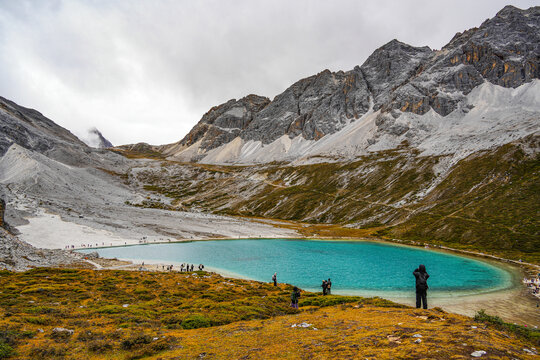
[0,0,537,145]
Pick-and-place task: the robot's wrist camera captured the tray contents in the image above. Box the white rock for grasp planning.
[471,350,487,357]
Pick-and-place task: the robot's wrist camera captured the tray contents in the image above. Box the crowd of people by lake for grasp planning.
[523,274,540,298]
[138,263,205,272]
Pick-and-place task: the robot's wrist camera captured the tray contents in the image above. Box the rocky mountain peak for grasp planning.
[164,5,539,163]
[495,4,527,18]
[0,95,90,162]
[178,94,270,152]
[360,39,432,110]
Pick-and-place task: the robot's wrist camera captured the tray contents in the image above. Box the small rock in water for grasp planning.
[471,350,487,357]
[412,334,422,338]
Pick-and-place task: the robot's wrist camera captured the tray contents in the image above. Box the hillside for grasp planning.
[129,134,539,262]
[0,268,537,359]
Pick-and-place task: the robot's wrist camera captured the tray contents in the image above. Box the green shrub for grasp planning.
[0,342,15,359]
[87,340,113,353]
[181,314,212,329]
[120,334,152,350]
[475,309,540,345]
[96,305,124,314]
[22,316,50,325]
[29,344,66,358]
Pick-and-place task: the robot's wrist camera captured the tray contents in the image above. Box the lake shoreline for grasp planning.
[78,237,540,327]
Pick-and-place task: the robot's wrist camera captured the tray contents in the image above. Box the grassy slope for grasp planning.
[384,142,540,262]
[0,268,537,359]
[129,137,539,263]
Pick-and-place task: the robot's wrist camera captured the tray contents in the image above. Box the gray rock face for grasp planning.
[0,96,129,168]
[386,5,539,116]
[168,5,539,157]
[0,227,81,271]
[0,96,87,156]
[179,94,270,150]
[0,198,5,229]
[244,69,371,143]
[360,39,432,111]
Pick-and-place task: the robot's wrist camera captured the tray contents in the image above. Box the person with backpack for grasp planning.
[290,286,301,309]
[321,280,327,295]
[413,264,429,309]
[272,272,277,286]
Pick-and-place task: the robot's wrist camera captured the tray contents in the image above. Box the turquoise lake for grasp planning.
[80,239,513,297]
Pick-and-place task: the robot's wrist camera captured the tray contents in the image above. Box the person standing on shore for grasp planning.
[291,286,301,309]
[321,280,327,295]
[413,264,429,309]
[272,272,277,286]
[327,278,332,295]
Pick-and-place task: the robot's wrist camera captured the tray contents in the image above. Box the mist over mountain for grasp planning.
[83,128,114,149]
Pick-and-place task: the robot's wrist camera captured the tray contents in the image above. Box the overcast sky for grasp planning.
[0,0,536,146]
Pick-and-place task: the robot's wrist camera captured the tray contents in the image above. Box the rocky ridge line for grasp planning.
[163,5,539,160]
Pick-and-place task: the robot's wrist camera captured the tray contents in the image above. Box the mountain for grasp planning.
[0,95,296,252]
[0,5,538,264]
[0,96,124,168]
[161,5,539,164]
[86,127,114,148]
[120,5,539,262]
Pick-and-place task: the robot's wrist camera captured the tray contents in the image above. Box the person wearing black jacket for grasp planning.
[413,264,429,309]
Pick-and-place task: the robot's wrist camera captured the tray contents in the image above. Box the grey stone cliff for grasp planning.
[162,5,540,157]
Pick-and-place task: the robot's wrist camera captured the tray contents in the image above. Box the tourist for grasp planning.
[272,272,277,286]
[327,278,332,295]
[321,280,327,295]
[413,264,429,309]
[291,286,301,309]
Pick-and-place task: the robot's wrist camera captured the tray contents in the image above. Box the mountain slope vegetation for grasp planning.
[130,136,539,262]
